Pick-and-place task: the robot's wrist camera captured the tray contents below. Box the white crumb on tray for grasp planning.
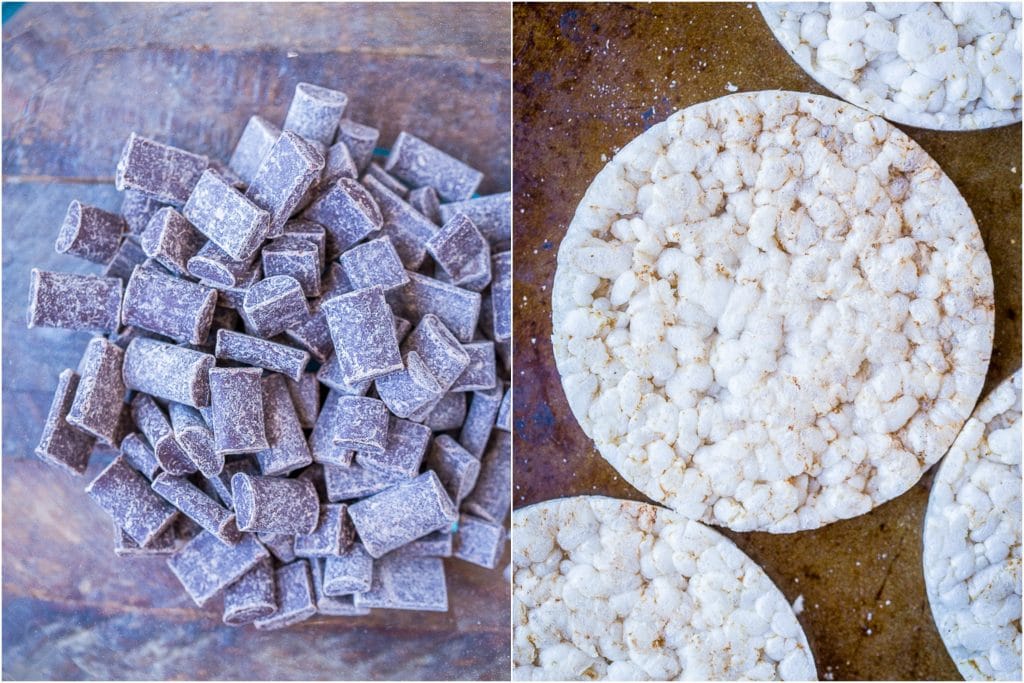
[923,369,1022,681]
[792,594,805,615]
[550,90,994,533]
[726,81,740,92]
[759,2,1022,131]
[512,496,817,680]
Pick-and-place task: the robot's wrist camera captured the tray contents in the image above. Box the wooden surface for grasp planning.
[512,3,1021,681]
[2,4,510,680]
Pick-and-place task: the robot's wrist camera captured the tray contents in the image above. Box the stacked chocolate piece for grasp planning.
[28,82,511,628]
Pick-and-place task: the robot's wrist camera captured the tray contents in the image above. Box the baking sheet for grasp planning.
[511,3,1021,680]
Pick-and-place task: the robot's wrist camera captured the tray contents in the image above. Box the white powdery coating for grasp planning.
[512,496,817,681]
[923,369,1022,681]
[551,91,994,533]
[760,3,1022,130]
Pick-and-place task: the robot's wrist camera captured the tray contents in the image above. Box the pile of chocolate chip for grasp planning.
[29,82,511,628]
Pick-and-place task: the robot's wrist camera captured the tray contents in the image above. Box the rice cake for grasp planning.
[759,3,1022,131]
[513,496,816,680]
[923,369,1021,681]
[551,91,994,532]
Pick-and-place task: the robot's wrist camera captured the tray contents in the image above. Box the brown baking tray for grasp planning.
[512,3,1021,680]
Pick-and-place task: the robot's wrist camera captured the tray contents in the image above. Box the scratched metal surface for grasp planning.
[512,3,1021,681]
[2,3,510,680]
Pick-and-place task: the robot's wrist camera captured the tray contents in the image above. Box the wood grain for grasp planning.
[3,4,511,192]
[3,457,510,680]
[0,3,510,59]
[2,3,510,680]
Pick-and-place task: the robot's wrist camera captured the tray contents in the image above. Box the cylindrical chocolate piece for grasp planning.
[375,350,442,419]
[258,532,297,564]
[490,251,511,342]
[66,338,126,445]
[496,387,511,432]
[166,530,269,607]
[214,330,309,382]
[282,219,327,271]
[322,285,403,384]
[223,558,277,626]
[402,314,471,393]
[294,504,354,557]
[425,435,481,505]
[333,396,389,454]
[335,118,378,172]
[438,192,511,250]
[120,432,160,480]
[338,236,408,293]
[209,367,269,455]
[347,471,456,558]
[103,238,149,283]
[392,271,481,343]
[261,236,321,298]
[462,430,511,524]
[303,178,383,259]
[115,133,209,206]
[121,189,168,236]
[131,393,196,476]
[183,170,270,262]
[425,213,491,289]
[408,185,441,225]
[282,83,348,145]
[451,340,497,392]
[54,200,125,264]
[123,337,214,408]
[284,308,334,364]
[228,115,281,186]
[256,374,313,476]
[86,456,179,546]
[28,269,122,333]
[285,372,320,430]
[244,131,325,238]
[187,241,259,287]
[113,520,179,557]
[424,391,467,432]
[241,276,310,338]
[365,162,409,198]
[152,472,240,545]
[140,206,205,275]
[322,140,358,186]
[459,385,503,458]
[384,131,483,202]
[310,391,356,467]
[168,403,223,478]
[122,265,217,345]
[252,560,317,630]
[323,544,374,595]
[231,472,319,535]
[452,514,504,569]
[35,369,97,476]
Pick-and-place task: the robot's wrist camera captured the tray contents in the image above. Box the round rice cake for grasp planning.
[551,91,994,533]
[923,369,1021,681]
[512,496,817,680]
[759,3,1022,131]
